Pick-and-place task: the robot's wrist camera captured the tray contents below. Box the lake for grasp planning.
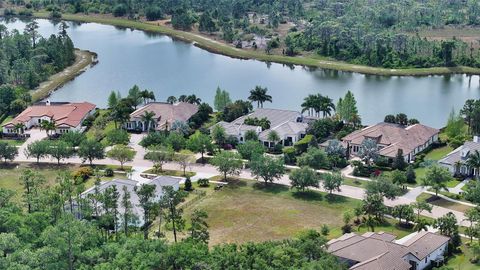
[3,17,480,128]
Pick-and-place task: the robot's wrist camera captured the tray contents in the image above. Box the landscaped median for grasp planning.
[31,12,480,76]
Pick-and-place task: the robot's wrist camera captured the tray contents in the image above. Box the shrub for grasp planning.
[113,4,127,17]
[294,135,313,154]
[145,6,164,21]
[60,131,86,147]
[72,167,93,183]
[140,132,166,148]
[104,168,114,177]
[18,9,33,16]
[198,178,210,187]
[106,129,130,145]
[283,147,296,165]
[184,177,193,191]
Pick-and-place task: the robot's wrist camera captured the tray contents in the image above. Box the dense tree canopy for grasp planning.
[22,0,480,69]
[0,21,75,89]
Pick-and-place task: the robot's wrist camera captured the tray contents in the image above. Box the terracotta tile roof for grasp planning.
[130,102,198,129]
[342,122,439,157]
[3,102,96,128]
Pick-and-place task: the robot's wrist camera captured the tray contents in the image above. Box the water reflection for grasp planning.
[1,18,480,128]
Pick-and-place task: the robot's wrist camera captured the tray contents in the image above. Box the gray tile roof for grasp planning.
[211,121,260,137]
[81,176,180,225]
[439,141,480,166]
[259,121,308,141]
[232,108,302,127]
[328,231,449,270]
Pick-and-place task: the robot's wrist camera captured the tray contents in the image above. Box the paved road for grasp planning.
[12,132,469,225]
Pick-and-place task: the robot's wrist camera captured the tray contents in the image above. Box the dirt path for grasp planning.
[32,49,98,102]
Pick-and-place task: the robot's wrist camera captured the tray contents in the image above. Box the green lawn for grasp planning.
[445,242,480,270]
[180,178,414,246]
[343,177,370,189]
[143,168,196,178]
[413,145,453,184]
[425,146,453,161]
[1,115,13,125]
[416,193,472,213]
[0,163,124,204]
[0,139,26,146]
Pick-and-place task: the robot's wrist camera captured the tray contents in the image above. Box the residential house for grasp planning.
[125,102,198,132]
[2,101,96,135]
[328,231,449,270]
[439,136,480,176]
[341,122,439,162]
[212,108,308,147]
[79,176,180,226]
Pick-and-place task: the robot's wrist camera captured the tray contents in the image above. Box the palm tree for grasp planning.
[467,150,480,179]
[301,94,316,116]
[267,130,280,147]
[14,123,25,135]
[40,120,56,137]
[140,111,156,132]
[141,90,156,105]
[166,96,177,104]
[454,160,462,176]
[178,95,187,102]
[248,86,272,108]
[319,95,335,118]
[186,94,202,105]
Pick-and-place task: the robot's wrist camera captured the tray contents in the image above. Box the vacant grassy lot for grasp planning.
[417,193,472,213]
[183,179,412,246]
[0,162,125,204]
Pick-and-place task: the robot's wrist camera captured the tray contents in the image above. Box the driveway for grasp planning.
[16,128,49,161]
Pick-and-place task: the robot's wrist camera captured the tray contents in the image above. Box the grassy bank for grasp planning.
[32,12,480,76]
[32,49,97,102]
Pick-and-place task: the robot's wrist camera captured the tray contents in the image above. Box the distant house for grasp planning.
[341,122,439,162]
[79,176,180,226]
[439,136,480,176]
[2,101,96,135]
[211,108,308,147]
[125,102,198,132]
[328,231,449,270]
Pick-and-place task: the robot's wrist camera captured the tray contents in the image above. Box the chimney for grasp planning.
[46,99,51,106]
[474,136,480,143]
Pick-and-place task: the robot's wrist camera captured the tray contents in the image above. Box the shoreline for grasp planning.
[32,49,97,102]
[30,12,480,77]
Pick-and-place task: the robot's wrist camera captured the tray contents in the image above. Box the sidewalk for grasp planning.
[11,134,471,226]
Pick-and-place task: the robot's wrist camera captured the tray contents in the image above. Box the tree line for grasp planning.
[15,0,480,69]
[0,168,344,269]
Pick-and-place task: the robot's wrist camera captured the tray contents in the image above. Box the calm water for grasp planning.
[3,18,480,128]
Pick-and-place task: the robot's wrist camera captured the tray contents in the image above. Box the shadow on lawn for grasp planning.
[292,191,324,202]
[252,182,289,194]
